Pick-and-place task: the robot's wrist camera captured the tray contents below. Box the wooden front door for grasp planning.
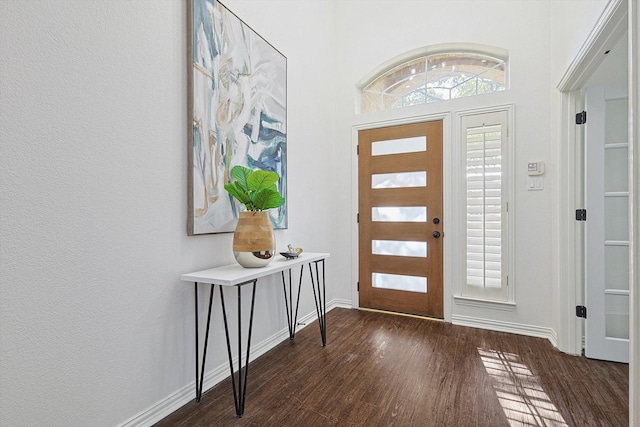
[358,121,443,318]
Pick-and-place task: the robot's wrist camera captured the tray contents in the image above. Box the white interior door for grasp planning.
[585,83,629,363]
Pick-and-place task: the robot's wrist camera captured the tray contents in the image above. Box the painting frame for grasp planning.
[187,0,287,235]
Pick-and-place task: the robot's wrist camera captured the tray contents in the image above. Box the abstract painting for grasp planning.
[188,0,287,235]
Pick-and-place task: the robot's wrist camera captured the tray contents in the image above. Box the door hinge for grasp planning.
[576,305,587,318]
[357,213,359,223]
[576,209,587,221]
[357,145,359,155]
[357,281,359,291]
[576,111,587,125]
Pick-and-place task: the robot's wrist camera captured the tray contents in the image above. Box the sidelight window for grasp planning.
[460,110,512,302]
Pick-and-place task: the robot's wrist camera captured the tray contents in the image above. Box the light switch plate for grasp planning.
[527,177,544,191]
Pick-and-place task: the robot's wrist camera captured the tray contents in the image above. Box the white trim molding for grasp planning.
[453,295,517,312]
[557,0,628,92]
[628,0,639,423]
[452,314,558,348]
[331,299,354,309]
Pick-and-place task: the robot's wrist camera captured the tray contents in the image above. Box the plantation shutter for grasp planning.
[459,110,510,302]
[466,124,503,288]
[459,107,512,303]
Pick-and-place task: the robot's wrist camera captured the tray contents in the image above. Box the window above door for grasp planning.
[359,44,509,113]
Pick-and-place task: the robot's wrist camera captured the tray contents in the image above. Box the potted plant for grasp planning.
[224,165,285,212]
[224,165,285,267]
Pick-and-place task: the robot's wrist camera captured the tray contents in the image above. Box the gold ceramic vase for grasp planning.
[233,211,276,268]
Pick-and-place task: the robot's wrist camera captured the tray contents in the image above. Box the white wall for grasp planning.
[0,0,337,425]
[550,0,615,81]
[0,0,613,425]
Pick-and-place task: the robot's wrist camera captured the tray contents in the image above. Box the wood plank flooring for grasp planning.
[154,308,628,426]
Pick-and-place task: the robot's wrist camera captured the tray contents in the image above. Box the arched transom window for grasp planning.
[361,49,507,113]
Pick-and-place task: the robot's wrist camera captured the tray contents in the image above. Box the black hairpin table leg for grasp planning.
[219,280,258,418]
[281,265,305,340]
[194,283,215,402]
[309,259,327,346]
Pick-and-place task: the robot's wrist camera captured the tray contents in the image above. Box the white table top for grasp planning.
[181,252,330,286]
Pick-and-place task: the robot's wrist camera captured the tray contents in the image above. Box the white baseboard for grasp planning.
[331,298,353,309]
[451,314,558,347]
[119,299,345,427]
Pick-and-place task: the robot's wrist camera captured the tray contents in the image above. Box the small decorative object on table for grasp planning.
[280,244,303,259]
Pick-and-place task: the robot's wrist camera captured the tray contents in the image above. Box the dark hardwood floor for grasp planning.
[154,308,628,426]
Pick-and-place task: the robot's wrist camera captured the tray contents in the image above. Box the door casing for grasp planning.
[556,0,628,356]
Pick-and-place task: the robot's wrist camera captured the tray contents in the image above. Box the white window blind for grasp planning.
[461,111,511,301]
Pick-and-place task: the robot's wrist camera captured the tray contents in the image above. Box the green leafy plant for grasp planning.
[224,165,285,211]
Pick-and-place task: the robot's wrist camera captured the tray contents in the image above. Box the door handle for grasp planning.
[433,217,440,224]
[432,231,441,238]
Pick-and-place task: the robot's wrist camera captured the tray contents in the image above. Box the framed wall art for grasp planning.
[188,0,287,235]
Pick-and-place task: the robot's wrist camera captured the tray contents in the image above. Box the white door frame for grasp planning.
[628,0,639,424]
[557,0,638,422]
[556,0,628,356]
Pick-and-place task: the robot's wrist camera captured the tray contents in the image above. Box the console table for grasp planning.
[180,252,330,417]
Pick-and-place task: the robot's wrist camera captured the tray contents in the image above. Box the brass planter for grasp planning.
[233,211,275,268]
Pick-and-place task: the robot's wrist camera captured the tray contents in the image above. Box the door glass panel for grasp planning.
[372,171,427,188]
[372,240,427,257]
[372,206,427,222]
[372,273,427,293]
[371,136,426,156]
[605,245,629,291]
[605,293,629,339]
[604,196,629,241]
[605,99,628,143]
[604,147,628,192]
